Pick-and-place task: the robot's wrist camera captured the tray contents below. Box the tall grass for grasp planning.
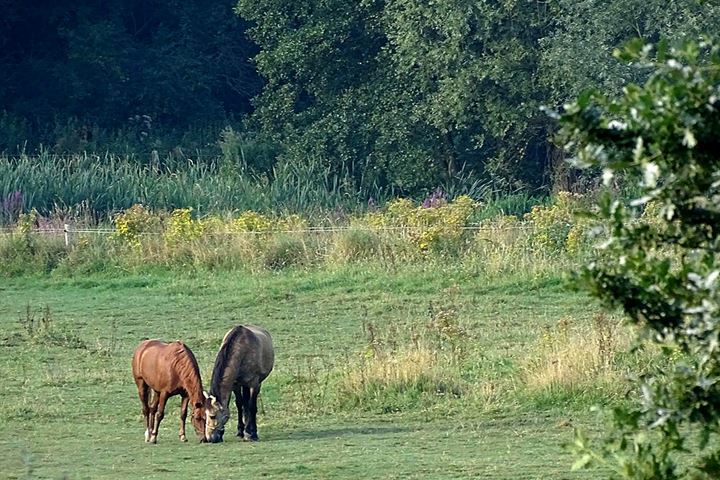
[0,193,588,277]
[278,302,648,416]
[516,313,667,409]
[1,152,552,226]
[0,152,388,222]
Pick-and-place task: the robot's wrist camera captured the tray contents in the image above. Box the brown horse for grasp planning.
[206,325,274,443]
[131,339,221,443]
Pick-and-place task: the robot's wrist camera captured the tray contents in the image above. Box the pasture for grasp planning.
[0,265,612,479]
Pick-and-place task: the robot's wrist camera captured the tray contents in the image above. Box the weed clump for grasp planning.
[18,304,86,349]
[518,313,660,404]
[262,235,311,270]
[336,306,468,413]
[329,228,380,263]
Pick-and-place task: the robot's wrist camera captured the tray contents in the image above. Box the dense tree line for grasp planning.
[0,0,261,150]
[239,0,720,192]
[1,0,719,195]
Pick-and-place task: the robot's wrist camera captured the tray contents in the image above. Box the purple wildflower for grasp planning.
[421,188,446,209]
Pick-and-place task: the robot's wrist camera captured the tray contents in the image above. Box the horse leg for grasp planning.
[149,391,168,444]
[135,379,151,442]
[179,395,189,442]
[147,390,159,438]
[233,386,245,438]
[244,385,260,442]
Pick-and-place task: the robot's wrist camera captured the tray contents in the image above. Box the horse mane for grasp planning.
[210,326,243,397]
[173,341,204,400]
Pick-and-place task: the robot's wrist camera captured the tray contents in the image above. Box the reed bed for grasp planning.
[1,152,545,226]
[0,152,386,222]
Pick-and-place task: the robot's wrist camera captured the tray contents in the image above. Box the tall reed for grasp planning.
[0,152,388,222]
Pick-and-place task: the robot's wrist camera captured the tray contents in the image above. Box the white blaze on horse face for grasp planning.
[204,396,230,440]
[204,408,214,439]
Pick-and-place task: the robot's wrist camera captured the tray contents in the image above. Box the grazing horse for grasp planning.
[131,339,220,443]
[206,325,274,443]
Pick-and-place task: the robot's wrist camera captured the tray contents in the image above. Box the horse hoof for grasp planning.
[144,430,151,442]
[180,435,187,442]
[149,435,158,444]
[243,434,259,442]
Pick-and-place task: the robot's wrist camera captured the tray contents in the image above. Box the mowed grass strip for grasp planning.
[0,265,608,479]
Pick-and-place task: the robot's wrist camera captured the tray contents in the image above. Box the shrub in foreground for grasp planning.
[558,39,720,478]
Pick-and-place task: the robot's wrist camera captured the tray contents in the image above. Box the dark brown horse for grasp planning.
[206,325,274,443]
[131,339,221,443]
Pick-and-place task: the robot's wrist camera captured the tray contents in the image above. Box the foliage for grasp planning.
[218,126,282,175]
[236,0,555,193]
[235,0,720,195]
[524,191,590,254]
[0,0,262,153]
[1,190,24,224]
[0,234,67,277]
[112,204,161,246]
[519,313,658,399]
[15,209,38,235]
[355,194,479,253]
[2,1,720,195]
[165,208,204,244]
[540,0,720,105]
[328,229,381,263]
[1,194,583,277]
[232,210,274,233]
[557,38,720,478]
[337,314,467,413]
[261,234,313,270]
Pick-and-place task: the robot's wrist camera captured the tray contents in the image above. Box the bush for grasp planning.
[557,39,720,478]
[112,204,162,246]
[0,192,592,275]
[0,233,67,276]
[523,191,589,254]
[356,194,479,255]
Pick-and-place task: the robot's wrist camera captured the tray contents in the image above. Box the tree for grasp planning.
[378,0,553,190]
[0,0,262,148]
[540,0,720,105]
[237,0,554,194]
[556,38,720,478]
[238,0,720,195]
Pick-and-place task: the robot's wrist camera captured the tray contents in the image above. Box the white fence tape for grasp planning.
[0,223,537,237]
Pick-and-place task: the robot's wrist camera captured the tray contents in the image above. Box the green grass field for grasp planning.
[0,265,611,479]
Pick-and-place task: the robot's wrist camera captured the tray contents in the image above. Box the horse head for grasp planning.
[187,392,223,442]
[202,391,229,443]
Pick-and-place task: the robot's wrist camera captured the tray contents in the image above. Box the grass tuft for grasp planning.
[519,313,638,401]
